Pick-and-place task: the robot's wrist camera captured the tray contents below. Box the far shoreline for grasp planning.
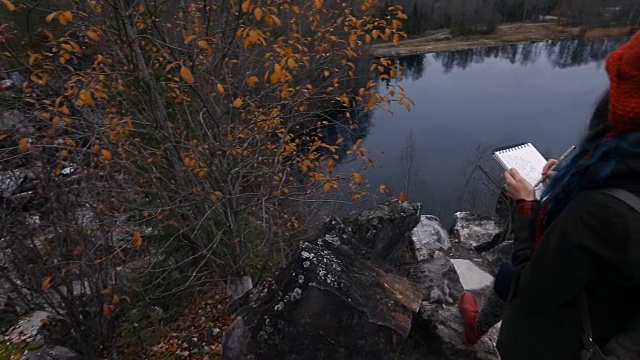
[369,23,635,57]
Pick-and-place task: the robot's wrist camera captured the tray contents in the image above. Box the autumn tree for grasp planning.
[0,0,412,354]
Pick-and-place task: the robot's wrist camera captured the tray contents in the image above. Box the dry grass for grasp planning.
[370,23,629,57]
[583,26,633,39]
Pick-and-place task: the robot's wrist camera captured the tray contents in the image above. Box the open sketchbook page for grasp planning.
[493,143,547,186]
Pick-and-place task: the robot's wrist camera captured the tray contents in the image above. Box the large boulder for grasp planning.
[222,204,423,360]
[411,215,451,261]
[350,201,422,263]
[450,212,503,251]
[222,203,504,360]
[403,254,463,306]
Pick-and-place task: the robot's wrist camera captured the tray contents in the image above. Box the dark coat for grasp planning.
[496,163,640,360]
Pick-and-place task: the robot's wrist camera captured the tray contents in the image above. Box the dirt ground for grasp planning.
[369,23,633,57]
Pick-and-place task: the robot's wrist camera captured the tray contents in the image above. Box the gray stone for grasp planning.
[0,170,24,198]
[450,259,494,291]
[8,72,25,86]
[0,79,13,91]
[227,276,253,304]
[20,346,84,360]
[411,215,451,260]
[451,212,503,249]
[351,201,421,263]
[0,299,19,333]
[482,241,514,269]
[0,110,26,133]
[3,311,52,344]
[403,254,463,306]
[222,208,423,360]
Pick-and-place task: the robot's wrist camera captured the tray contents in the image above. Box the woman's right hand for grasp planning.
[542,159,558,186]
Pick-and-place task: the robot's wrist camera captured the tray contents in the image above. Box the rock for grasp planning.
[225,276,254,313]
[0,170,24,198]
[403,254,463,306]
[0,299,19,333]
[20,346,84,360]
[450,259,494,291]
[450,212,503,250]
[3,311,52,345]
[350,201,421,263]
[0,110,27,134]
[482,241,514,269]
[8,72,26,87]
[227,276,253,304]
[0,79,13,91]
[222,211,423,360]
[411,215,451,260]
[414,304,500,360]
[2,311,73,350]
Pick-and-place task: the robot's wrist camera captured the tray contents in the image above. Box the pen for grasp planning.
[533,145,577,188]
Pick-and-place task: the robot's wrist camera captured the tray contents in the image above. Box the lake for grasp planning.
[349,37,628,226]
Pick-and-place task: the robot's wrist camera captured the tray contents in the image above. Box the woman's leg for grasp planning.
[460,262,513,344]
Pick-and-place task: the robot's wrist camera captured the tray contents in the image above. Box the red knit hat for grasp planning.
[606,30,640,134]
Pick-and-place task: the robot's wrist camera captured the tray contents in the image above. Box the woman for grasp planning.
[495,31,640,359]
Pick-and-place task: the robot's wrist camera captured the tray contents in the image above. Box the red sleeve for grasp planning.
[516,199,537,216]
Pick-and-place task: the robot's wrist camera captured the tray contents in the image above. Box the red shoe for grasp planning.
[459,291,480,345]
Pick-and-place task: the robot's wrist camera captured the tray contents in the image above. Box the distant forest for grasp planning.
[382,0,640,35]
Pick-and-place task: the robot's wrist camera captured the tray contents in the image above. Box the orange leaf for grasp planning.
[233,98,243,108]
[241,0,251,13]
[58,11,73,25]
[183,34,197,44]
[132,231,143,249]
[18,138,34,153]
[103,304,112,317]
[45,11,58,23]
[379,184,389,193]
[86,30,100,41]
[323,182,332,193]
[2,0,16,11]
[197,40,209,49]
[112,294,120,305]
[217,83,225,95]
[100,287,111,295]
[210,191,223,202]
[78,89,95,106]
[254,7,263,21]
[72,246,83,256]
[41,276,52,292]
[246,76,259,87]
[314,0,322,9]
[100,149,113,161]
[399,190,407,203]
[353,172,363,184]
[180,65,194,84]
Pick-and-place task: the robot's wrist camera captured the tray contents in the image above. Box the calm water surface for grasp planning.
[353,38,627,226]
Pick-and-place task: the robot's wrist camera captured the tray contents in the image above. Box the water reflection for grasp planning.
[399,37,628,79]
[346,37,626,226]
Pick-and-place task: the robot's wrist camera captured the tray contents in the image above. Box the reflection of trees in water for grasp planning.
[399,37,628,77]
[321,108,373,161]
[544,37,627,68]
[397,54,427,81]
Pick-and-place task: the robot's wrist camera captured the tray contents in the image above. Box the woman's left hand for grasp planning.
[504,168,536,201]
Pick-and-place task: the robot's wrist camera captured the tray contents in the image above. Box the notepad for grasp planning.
[493,142,547,187]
